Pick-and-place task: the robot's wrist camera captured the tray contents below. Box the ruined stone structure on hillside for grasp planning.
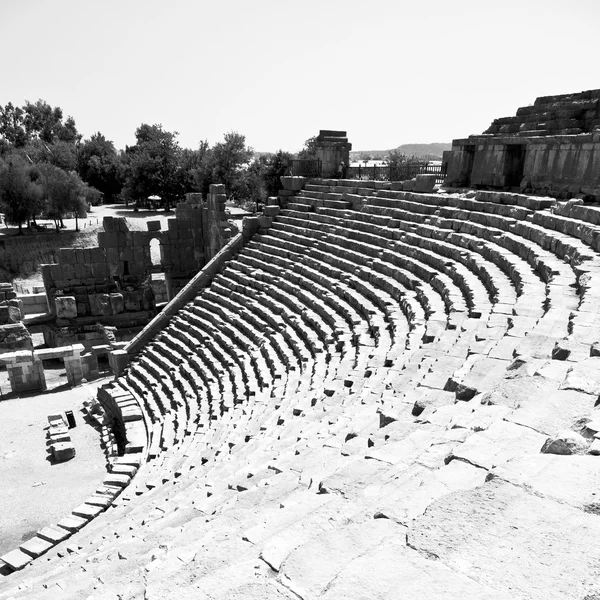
[444,89,600,198]
[41,184,233,350]
[4,120,600,599]
[0,185,234,395]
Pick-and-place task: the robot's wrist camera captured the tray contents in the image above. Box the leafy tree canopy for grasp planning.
[77,132,124,201]
[122,124,183,209]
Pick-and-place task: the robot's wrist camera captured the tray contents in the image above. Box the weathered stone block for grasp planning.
[52,442,76,462]
[109,293,124,314]
[89,294,112,316]
[55,296,77,319]
[414,174,437,193]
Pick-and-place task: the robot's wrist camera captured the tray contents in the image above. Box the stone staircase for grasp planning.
[3,180,600,599]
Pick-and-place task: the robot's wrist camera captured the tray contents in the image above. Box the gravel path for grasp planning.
[0,377,111,556]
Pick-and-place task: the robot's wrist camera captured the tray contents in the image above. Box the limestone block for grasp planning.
[109,349,130,377]
[89,294,111,316]
[92,262,108,278]
[0,548,33,570]
[403,179,416,191]
[109,293,124,314]
[52,442,76,462]
[541,430,589,455]
[280,176,307,191]
[263,205,280,217]
[55,296,77,319]
[57,248,74,263]
[90,247,105,262]
[414,174,437,193]
[74,263,87,279]
[20,536,54,558]
[61,263,75,280]
[123,290,142,311]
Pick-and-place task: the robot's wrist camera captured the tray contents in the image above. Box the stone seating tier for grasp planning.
[4,180,600,600]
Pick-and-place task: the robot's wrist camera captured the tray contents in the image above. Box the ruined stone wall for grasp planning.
[445,89,600,198]
[0,282,32,353]
[39,192,234,348]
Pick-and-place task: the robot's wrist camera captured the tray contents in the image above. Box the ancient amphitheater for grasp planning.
[2,92,600,599]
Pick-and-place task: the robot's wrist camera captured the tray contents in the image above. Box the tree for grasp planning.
[36,164,95,231]
[77,133,124,201]
[387,149,426,168]
[209,131,254,199]
[122,124,183,210]
[178,142,210,195]
[22,99,79,144]
[0,154,43,234]
[261,150,292,198]
[0,103,27,148]
[297,136,318,159]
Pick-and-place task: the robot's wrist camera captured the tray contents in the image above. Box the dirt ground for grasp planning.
[0,377,111,557]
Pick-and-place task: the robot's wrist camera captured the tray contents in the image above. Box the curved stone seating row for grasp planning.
[6,183,600,597]
[278,212,496,317]
[266,219,471,319]
[251,225,451,348]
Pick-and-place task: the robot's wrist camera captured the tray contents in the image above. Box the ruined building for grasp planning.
[41,185,233,349]
[444,88,600,199]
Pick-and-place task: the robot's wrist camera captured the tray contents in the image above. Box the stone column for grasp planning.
[63,344,85,387]
[205,184,233,261]
[109,349,130,377]
[82,352,100,381]
[314,130,352,178]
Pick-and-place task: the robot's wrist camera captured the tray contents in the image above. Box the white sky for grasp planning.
[2,0,599,152]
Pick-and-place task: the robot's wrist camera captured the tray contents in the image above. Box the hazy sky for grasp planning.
[2,0,599,152]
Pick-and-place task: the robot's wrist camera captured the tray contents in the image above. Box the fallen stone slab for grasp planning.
[541,430,589,455]
[449,420,547,470]
[480,372,560,408]
[560,357,600,396]
[492,454,600,510]
[319,535,511,599]
[505,388,593,436]
[372,460,487,525]
[279,519,404,599]
[408,478,600,600]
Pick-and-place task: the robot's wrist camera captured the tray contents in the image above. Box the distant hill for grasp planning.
[350,143,451,161]
[395,143,451,157]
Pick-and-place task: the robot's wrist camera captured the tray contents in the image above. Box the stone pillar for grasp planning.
[314,130,352,178]
[4,351,46,393]
[64,344,84,387]
[82,352,100,381]
[109,349,130,377]
[205,184,233,261]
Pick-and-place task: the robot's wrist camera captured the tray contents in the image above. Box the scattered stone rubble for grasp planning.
[3,175,600,599]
